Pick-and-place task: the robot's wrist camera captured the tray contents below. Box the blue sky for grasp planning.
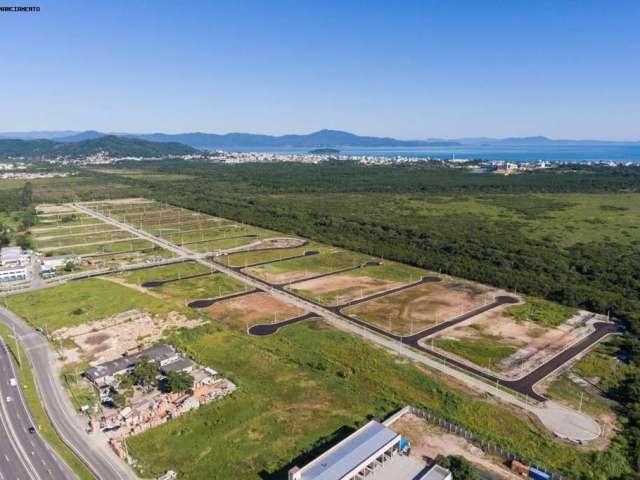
[0,0,638,139]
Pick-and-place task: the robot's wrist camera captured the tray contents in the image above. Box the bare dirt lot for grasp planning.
[243,267,316,284]
[36,204,78,214]
[392,413,522,480]
[222,237,306,255]
[206,291,306,330]
[288,274,401,306]
[53,310,205,365]
[432,307,595,377]
[345,281,495,335]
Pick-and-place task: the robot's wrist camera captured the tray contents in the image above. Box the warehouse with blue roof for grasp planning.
[288,420,451,480]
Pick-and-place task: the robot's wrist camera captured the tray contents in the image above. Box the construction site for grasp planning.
[1,198,620,479]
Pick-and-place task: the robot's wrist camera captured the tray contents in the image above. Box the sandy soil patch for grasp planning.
[244,268,319,285]
[91,198,151,205]
[288,274,401,305]
[392,413,522,480]
[433,307,595,378]
[53,310,205,365]
[206,292,305,329]
[221,237,306,255]
[37,204,78,214]
[345,281,495,334]
[101,276,165,300]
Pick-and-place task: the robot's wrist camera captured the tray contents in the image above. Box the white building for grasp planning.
[288,421,401,480]
[1,247,29,267]
[287,420,449,480]
[421,464,452,480]
[41,254,79,275]
[0,265,29,284]
[0,247,30,285]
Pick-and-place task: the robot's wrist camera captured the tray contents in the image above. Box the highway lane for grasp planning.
[0,337,76,480]
[0,380,33,480]
[0,308,135,480]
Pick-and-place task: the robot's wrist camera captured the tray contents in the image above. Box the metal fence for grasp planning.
[388,405,565,480]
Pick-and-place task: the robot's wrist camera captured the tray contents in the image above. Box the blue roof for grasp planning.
[300,421,400,480]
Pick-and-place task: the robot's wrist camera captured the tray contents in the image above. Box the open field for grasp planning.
[187,234,265,253]
[3,278,177,331]
[541,343,627,423]
[432,304,592,375]
[153,273,248,303]
[160,225,249,244]
[245,248,372,283]
[115,261,211,284]
[187,231,303,255]
[33,224,119,239]
[506,297,579,328]
[31,222,106,234]
[36,230,134,249]
[124,320,611,479]
[343,261,427,283]
[288,270,401,306]
[36,213,95,227]
[345,280,494,335]
[36,204,78,214]
[226,244,317,267]
[401,192,640,247]
[43,238,156,256]
[206,291,305,331]
[0,178,27,189]
[83,245,174,266]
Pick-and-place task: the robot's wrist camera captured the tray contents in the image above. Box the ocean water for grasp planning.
[227,144,640,163]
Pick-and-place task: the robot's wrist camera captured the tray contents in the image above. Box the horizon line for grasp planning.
[0,129,639,143]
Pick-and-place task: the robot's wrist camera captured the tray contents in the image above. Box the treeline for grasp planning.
[0,186,23,213]
[0,183,37,248]
[0,135,198,160]
[115,159,640,194]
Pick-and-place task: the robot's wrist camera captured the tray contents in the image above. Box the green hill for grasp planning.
[0,135,199,159]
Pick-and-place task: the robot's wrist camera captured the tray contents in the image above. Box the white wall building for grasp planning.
[0,265,29,284]
[0,247,30,285]
[1,247,29,267]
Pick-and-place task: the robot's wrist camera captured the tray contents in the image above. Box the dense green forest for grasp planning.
[4,161,640,477]
[0,135,198,159]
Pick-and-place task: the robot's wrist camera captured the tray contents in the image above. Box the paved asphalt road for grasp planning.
[0,337,76,480]
[0,308,135,480]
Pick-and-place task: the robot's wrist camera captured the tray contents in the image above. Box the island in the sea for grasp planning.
[308,148,340,155]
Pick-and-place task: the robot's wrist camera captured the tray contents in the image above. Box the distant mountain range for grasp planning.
[0,129,460,149]
[0,130,638,152]
[0,135,199,159]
